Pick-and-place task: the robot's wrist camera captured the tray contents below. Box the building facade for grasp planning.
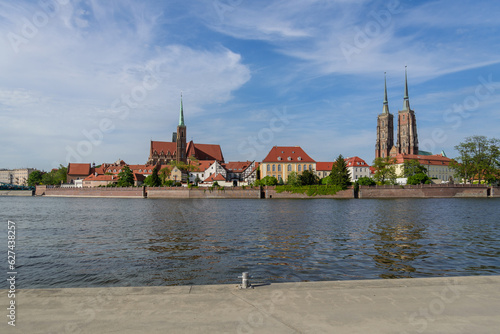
[375,73,394,159]
[0,168,36,185]
[261,146,316,182]
[345,156,371,181]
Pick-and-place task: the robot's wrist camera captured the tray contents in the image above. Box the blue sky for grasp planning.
[1,0,500,171]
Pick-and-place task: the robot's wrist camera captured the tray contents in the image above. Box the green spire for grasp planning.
[179,93,185,127]
[403,66,410,110]
[383,72,389,114]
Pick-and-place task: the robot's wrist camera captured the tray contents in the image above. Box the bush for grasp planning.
[356,177,376,186]
[407,173,431,185]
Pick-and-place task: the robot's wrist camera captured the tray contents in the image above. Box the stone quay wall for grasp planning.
[147,187,262,199]
[0,190,34,196]
[359,184,491,199]
[37,186,145,198]
[264,186,355,199]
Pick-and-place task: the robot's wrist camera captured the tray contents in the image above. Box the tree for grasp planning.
[299,170,319,185]
[40,165,67,185]
[372,157,397,185]
[159,167,172,185]
[451,136,500,184]
[117,166,134,187]
[260,176,278,186]
[287,171,301,186]
[150,166,161,187]
[356,176,376,186]
[329,154,351,189]
[403,159,427,177]
[407,173,431,185]
[27,170,43,186]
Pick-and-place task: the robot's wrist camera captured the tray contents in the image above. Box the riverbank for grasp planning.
[4,275,499,333]
[0,190,33,196]
[32,184,500,199]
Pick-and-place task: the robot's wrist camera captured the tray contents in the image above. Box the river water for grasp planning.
[1,197,499,289]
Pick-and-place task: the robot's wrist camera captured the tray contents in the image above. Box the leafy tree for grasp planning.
[150,166,161,187]
[159,167,172,185]
[194,175,201,186]
[451,136,500,184]
[286,172,301,186]
[117,166,134,187]
[329,154,351,189]
[356,176,376,186]
[40,165,67,185]
[277,177,284,185]
[299,170,319,185]
[407,173,431,185]
[27,170,43,186]
[372,157,397,185]
[403,159,427,177]
[164,180,174,187]
[260,176,278,186]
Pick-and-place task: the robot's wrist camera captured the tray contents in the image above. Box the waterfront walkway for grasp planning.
[4,275,500,333]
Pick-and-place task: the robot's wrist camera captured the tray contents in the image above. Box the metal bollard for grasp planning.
[238,272,252,289]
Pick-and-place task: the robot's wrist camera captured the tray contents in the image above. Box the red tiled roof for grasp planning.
[345,156,370,167]
[262,146,315,163]
[187,141,224,162]
[205,173,226,182]
[316,162,334,171]
[68,163,91,176]
[393,154,452,166]
[151,141,177,156]
[223,161,252,172]
[189,160,215,172]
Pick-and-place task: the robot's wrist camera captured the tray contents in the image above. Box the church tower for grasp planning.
[176,94,187,163]
[396,67,418,155]
[375,73,394,158]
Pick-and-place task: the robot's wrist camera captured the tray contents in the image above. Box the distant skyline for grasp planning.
[1,0,500,171]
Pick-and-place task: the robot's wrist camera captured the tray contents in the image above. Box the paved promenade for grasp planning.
[3,275,499,333]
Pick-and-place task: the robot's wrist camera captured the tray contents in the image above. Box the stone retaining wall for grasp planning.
[39,186,145,198]
[264,187,355,199]
[147,187,261,199]
[359,184,490,198]
[0,190,34,196]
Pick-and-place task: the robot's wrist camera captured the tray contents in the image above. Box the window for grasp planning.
[272,165,276,172]
[298,165,301,171]
[288,164,291,171]
[277,157,282,161]
[298,157,302,161]
[267,164,270,172]
[288,157,292,161]
[309,165,312,171]
[278,165,281,172]
[304,164,307,171]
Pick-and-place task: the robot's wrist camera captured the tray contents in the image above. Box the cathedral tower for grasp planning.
[375,73,394,158]
[176,94,187,163]
[396,67,418,155]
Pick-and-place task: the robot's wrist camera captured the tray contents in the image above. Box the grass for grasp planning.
[275,185,343,196]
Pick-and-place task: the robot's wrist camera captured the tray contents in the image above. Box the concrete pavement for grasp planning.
[2,275,500,333]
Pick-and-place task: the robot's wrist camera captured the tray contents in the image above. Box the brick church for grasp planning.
[147,96,224,165]
[375,67,419,159]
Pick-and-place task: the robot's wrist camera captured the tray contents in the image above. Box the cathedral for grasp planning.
[147,96,224,165]
[375,67,419,159]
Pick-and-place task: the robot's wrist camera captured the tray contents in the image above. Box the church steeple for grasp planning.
[179,93,185,127]
[403,66,410,110]
[383,72,389,114]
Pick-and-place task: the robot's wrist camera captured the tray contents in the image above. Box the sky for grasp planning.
[1,0,500,171]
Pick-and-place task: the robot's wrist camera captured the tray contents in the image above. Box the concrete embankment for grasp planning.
[0,190,33,196]
[359,184,497,199]
[4,275,499,333]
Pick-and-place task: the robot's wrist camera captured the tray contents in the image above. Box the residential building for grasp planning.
[261,146,316,182]
[345,157,371,181]
[0,168,36,185]
[67,163,92,184]
[392,153,455,183]
[315,162,334,179]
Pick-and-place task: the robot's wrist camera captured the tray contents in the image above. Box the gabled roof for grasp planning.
[205,173,226,182]
[345,156,370,167]
[393,153,452,166]
[189,160,215,172]
[68,163,91,176]
[262,146,315,163]
[187,141,224,162]
[223,161,253,172]
[151,141,177,156]
[316,162,334,171]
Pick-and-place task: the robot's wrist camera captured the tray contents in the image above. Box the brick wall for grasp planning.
[147,187,262,199]
[264,187,354,199]
[39,186,144,198]
[359,184,490,198]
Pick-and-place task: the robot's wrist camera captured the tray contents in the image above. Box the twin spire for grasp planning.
[383,67,411,113]
[178,92,185,127]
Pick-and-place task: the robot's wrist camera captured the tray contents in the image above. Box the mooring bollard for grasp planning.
[238,272,252,289]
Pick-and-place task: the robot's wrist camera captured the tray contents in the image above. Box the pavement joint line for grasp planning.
[230,289,303,333]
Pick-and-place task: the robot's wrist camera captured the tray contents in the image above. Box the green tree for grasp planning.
[117,166,134,187]
[451,136,500,184]
[287,171,301,186]
[260,175,278,186]
[372,157,397,185]
[159,167,172,185]
[403,159,427,177]
[407,173,431,185]
[150,166,161,187]
[299,170,319,185]
[41,165,67,185]
[329,154,351,189]
[27,170,43,186]
[356,176,376,186]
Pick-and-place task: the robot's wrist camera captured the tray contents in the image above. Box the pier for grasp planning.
[3,275,499,333]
